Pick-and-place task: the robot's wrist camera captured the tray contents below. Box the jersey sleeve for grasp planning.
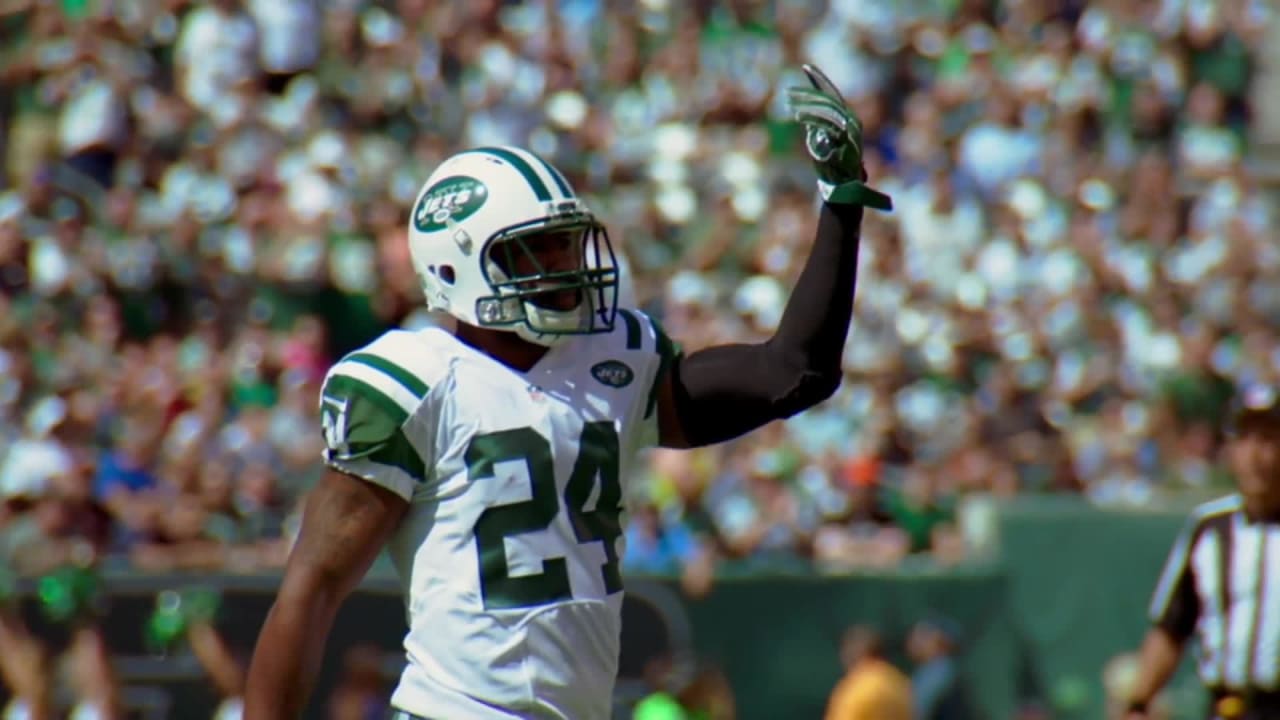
[1148,517,1202,641]
[319,354,432,502]
[630,310,682,449]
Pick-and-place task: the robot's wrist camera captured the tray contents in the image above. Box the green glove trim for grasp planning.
[822,180,894,210]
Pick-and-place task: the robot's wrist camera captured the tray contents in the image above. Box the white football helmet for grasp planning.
[406,146,619,346]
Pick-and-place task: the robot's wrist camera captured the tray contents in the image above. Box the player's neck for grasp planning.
[1244,497,1280,524]
[454,323,549,373]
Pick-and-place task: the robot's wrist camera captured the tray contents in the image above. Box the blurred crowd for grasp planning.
[815,622,1182,720]
[0,0,1276,590]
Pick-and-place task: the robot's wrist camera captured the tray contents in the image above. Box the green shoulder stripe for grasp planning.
[346,352,430,399]
[322,374,409,432]
[320,375,426,481]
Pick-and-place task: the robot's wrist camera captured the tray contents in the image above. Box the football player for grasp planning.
[244,65,892,720]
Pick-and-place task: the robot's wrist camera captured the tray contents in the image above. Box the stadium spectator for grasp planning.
[0,0,1273,581]
[824,625,912,720]
[189,619,247,720]
[907,617,973,720]
[1,2,1279,719]
[0,606,52,720]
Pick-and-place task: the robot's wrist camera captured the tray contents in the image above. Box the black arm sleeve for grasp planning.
[669,202,864,447]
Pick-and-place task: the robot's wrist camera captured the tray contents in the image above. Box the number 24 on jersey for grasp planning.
[466,422,624,610]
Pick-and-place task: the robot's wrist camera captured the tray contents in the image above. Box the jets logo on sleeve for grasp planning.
[321,394,351,453]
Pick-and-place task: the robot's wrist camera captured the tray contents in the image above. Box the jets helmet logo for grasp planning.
[414,176,489,232]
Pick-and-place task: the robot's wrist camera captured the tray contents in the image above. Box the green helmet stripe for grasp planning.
[526,150,573,197]
[471,147,552,202]
[502,146,573,199]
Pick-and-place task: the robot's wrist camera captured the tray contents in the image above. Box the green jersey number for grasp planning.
[465,421,624,610]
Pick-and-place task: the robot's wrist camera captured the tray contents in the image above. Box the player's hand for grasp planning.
[785,63,893,211]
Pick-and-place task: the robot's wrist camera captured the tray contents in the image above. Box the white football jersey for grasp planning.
[318,309,678,720]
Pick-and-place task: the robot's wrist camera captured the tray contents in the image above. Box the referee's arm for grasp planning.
[1128,520,1201,715]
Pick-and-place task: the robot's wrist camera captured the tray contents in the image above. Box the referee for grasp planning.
[1127,386,1280,720]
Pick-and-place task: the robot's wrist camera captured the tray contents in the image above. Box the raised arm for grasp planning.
[655,65,888,449]
[244,469,406,719]
[656,202,863,449]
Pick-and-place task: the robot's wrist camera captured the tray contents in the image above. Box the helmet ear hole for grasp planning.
[437,265,457,285]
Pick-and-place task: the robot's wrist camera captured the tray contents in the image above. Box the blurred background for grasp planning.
[2,0,1279,718]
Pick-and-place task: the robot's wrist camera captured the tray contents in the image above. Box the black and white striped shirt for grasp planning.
[1149,494,1280,689]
